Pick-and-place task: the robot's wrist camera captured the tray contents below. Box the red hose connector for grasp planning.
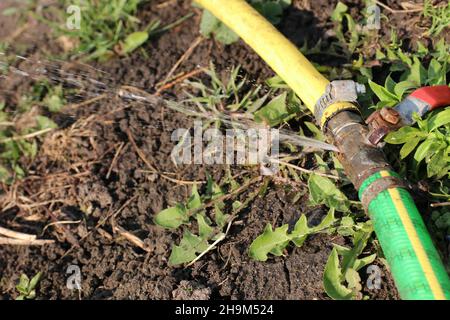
[366,85,450,145]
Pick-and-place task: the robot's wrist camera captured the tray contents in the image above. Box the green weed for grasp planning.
[423,0,450,37]
[323,222,375,300]
[15,272,42,300]
[368,55,448,109]
[48,0,146,60]
[39,0,191,60]
[174,63,302,130]
[331,1,361,55]
[249,208,336,261]
[308,174,351,212]
[249,173,372,300]
[331,1,383,57]
[0,81,62,183]
[365,39,450,180]
[154,174,261,266]
[385,108,450,179]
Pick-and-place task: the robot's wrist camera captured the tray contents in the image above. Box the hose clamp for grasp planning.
[360,176,407,211]
[314,80,366,130]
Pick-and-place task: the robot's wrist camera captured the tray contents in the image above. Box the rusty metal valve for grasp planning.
[365,107,403,146]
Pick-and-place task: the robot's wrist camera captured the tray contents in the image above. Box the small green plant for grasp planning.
[375,32,449,65]
[42,84,66,113]
[60,0,145,60]
[323,222,375,300]
[308,174,350,212]
[0,81,61,183]
[0,42,9,54]
[365,39,450,180]
[41,0,190,60]
[331,1,361,55]
[198,0,292,45]
[385,108,450,179]
[154,175,260,266]
[15,272,42,300]
[249,171,374,300]
[249,208,336,261]
[357,36,450,208]
[423,0,450,37]
[331,1,383,56]
[183,64,263,113]
[179,64,301,128]
[154,182,215,266]
[368,56,448,109]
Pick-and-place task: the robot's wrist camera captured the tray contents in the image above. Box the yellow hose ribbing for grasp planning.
[195,0,329,112]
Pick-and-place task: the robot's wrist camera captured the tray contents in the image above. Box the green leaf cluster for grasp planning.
[369,55,448,109]
[15,272,42,300]
[0,81,61,183]
[323,222,375,300]
[39,0,179,60]
[249,209,336,261]
[385,107,450,179]
[331,2,361,54]
[154,176,230,266]
[254,91,300,126]
[182,63,301,128]
[423,0,450,37]
[308,174,350,212]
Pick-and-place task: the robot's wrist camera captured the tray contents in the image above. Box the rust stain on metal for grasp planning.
[365,107,403,146]
[360,176,407,210]
[326,111,391,190]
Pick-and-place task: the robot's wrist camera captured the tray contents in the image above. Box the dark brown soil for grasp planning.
[3,0,441,300]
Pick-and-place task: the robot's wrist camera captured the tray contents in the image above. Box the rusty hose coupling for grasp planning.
[319,105,406,210]
[309,80,412,210]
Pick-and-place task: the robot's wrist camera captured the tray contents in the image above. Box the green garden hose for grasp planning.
[359,170,450,300]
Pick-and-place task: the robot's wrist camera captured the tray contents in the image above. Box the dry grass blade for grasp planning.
[0,237,54,245]
[155,68,205,96]
[430,202,450,207]
[270,158,341,180]
[113,225,151,252]
[59,194,139,260]
[375,0,423,13]
[157,36,204,90]
[66,94,106,109]
[106,142,127,179]
[0,226,37,241]
[0,128,54,144]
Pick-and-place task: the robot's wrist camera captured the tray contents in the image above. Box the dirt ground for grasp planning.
[2,0,440,300]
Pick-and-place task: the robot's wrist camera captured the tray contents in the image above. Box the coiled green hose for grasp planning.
[359,170,450,300]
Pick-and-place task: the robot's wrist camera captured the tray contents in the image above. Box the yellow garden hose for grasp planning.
[196,0,328,110]
[195,0,450,300]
